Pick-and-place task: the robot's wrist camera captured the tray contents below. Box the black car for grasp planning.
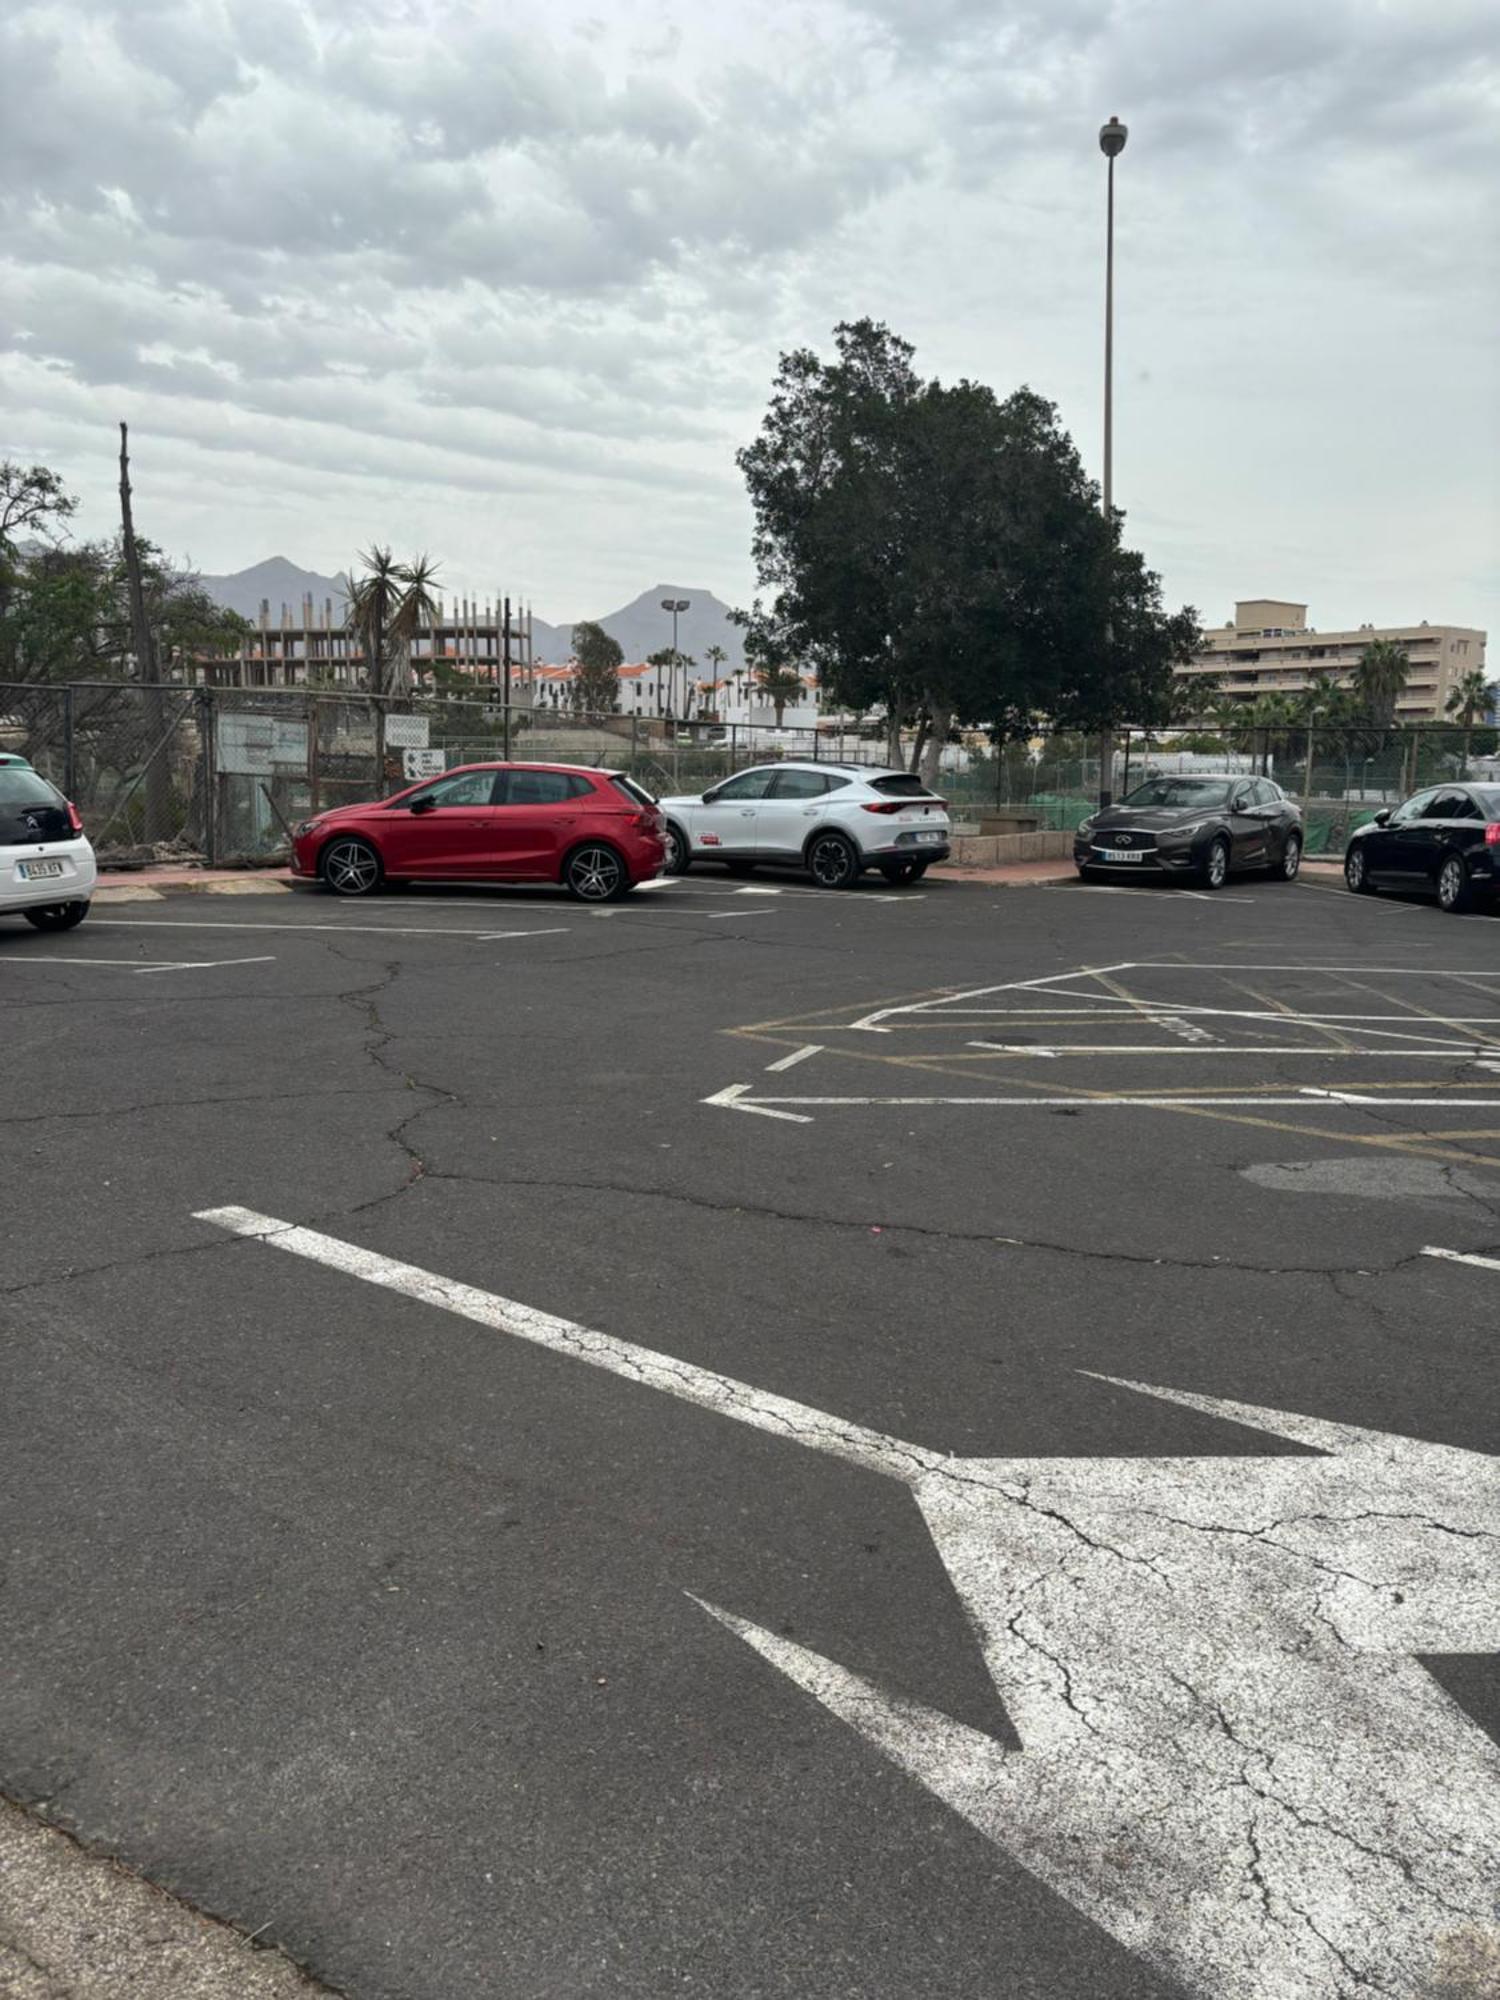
[1344,783,1500,913]
[1074,775,1303,889]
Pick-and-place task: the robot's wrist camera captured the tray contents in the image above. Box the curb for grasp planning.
[94,876,294,904]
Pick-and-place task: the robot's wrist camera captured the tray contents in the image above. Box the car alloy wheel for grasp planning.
[322,837,381,896]
[566,843,626,901]
[23,900,89,932]
[1438,854,1470,913]
[664,825,690,875]
[1345,847,1373,894]
[1277,834,1302,881]
[1202,837,1230,890]
[808,832,859,889]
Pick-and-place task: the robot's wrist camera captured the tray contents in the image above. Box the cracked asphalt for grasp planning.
[2,871,1497,1999]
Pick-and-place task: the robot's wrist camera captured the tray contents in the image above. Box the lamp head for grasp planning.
[1099,116,1128,159]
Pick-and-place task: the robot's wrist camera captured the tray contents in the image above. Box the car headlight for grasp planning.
[1164,819,1209,838]
[293,818,324,838]
[1077,817,1096,838]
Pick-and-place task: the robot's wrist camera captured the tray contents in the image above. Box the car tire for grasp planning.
[321,836,383,897]
[1344,847,1376,895]
[1268,832,1302,882]
[663,824,691,875]
[1437,852,1471,914]
[23,899,89,932]
[806,831,861,889]
[564,841,631,902]
[1199,836,1231,890]
[879,859,927,885]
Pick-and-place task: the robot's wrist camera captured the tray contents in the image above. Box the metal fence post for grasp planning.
[199,687,218,865]
[62,685,76,798]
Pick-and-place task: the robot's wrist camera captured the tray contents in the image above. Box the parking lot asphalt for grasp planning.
[3,869,1498,2000]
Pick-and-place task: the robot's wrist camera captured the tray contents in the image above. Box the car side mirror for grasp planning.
[701,787,721,804]
[410,795,436,814]
[1372,808,1391,826]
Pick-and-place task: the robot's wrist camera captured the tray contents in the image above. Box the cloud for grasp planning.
[0,0,1493,633]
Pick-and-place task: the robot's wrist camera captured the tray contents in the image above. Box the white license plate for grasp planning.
[914,830,944,844]
[1099,849,1143,863]
[17,859,65,880]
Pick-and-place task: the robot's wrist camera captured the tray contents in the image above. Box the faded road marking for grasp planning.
[192,1207,1500,2000]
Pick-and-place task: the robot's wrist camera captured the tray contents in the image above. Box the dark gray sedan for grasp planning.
[1074,775,1303,889]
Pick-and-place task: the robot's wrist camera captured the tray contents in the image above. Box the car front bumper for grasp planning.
[0,836,97,913]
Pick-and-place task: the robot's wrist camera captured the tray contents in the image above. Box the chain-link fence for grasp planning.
[3,685,1492,865]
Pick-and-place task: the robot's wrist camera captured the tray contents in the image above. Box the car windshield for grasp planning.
[1121,779,1234,810]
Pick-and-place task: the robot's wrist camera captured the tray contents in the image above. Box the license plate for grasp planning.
[914,830,943,844]
[17,859,65,880]
[1099,849,1143,863]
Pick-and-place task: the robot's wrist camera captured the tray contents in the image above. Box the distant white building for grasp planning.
[521,662,825,731]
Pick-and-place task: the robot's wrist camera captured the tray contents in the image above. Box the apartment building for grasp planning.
[1174,600,1487,722]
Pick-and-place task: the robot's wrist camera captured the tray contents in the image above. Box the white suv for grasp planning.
[658,762,950,888]
[0,758,96,931]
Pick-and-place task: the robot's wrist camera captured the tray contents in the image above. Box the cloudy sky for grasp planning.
[2,0,1495,637]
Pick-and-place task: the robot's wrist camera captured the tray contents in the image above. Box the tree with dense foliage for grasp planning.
[571,619,624,715]
[347,547,442,696]
[0,464,247,686]
[735,320,1198,784]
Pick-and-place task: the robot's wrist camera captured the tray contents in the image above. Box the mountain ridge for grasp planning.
[197,560,748,668]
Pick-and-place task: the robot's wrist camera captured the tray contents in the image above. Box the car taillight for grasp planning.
[862,801,905,814]
[66,801,83,833]
[632,811,662,832]
[1486,823,1500,846]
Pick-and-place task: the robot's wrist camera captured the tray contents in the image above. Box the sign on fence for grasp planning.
[217,713,308,776]
[402,747,445,780]
[385,714,430,749]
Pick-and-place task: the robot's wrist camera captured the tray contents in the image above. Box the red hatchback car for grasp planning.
[291,763,668,901]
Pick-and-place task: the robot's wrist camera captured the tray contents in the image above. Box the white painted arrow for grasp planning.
[195,1208,1500,1999]
[700,1082,813,1123]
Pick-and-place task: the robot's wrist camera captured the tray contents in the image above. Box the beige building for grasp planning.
[1175,600,1488,722]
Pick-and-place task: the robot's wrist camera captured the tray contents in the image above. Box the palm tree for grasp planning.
[1351,639,1409,724]
[756,662,804,727]
[1445,668,1496,773]
[347,547,442,696]
[702,643,728,719]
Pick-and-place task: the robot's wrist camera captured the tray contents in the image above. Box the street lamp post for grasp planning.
[661,597,690,718]
[1098,114,1127,808]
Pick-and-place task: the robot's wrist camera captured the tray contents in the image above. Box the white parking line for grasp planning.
[86,917,568,942]
[705,1085,1500,1117]
[764,1044,824,1072]
[1420,1246,1500,1274]
[3,953,276,974]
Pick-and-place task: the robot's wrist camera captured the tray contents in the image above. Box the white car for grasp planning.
[658,761,950,888]
[0,758,96,931]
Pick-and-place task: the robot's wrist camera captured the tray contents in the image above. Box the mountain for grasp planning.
[197,555,349,621]
[579,586,744,670]
[196,563,747,668]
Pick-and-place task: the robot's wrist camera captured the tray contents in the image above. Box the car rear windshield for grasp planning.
[1472,789,1500,819]
[610,775,657,808]
[0,769,64,809]
[0,767,70,844]
[869,774,936,798]
[1122,779,1234,809]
